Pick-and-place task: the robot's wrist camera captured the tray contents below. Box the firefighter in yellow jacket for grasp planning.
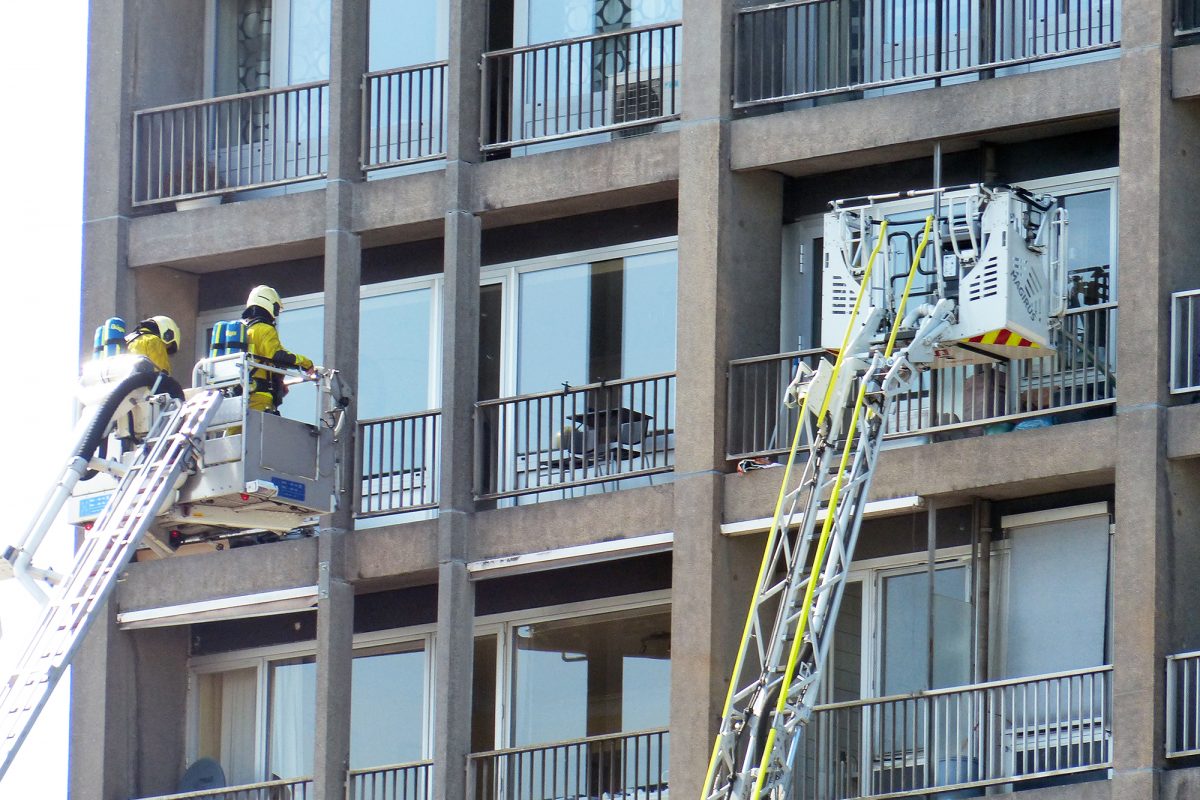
[125,316,181,375]
[242,285,315,412]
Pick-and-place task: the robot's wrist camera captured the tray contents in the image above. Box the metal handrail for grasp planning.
[1170,289,1200,393]
[727,304,1117,460]
[1167,650,1200,757]
[474,373,676,501]
[481,22,682,151]
[483,21,682,57]
[794,667,1111,800]
[136,777,314,800]
[132,81,329,205]
[362,61,449,169]
[347,759,433,800]
[468,728,669,800]
[469,726,669,759]
[734,0,1120,107]
[816,664,1112,712]
[356,409,441,517]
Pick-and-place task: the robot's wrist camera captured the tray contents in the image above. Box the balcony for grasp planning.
[468,728,668,800]
[1170,290,1200,393]
[1167,651,1200,758]
[734,0,1119,108]
[481,23,682,152]
[727,304,1117,461]
[137,776,314,800]
[474,373,676,502]
[363,62,449,171]
[348,759,433,800]
[795,667,1111,799]
[133,82,330,207]
[357,410,441,517]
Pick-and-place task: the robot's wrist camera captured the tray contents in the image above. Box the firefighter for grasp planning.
[242,285,315,412]
[125,316,181,375]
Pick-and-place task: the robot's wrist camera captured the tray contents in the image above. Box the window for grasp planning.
[211,0,331,95]
[483,240,678,397]
[510,607,671,745]
[369,0,448,70]
[189,634,433,783]
[472,597,671,753]
[197,277,441,424]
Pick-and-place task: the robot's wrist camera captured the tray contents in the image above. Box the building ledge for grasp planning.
[723,416,1117,525]
[1174,42,1200,100]
[730,57,1119,176]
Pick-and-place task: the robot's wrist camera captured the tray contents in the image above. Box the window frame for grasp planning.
[185,623,437,781]
[479,236,679,399]
[195,273,444,416]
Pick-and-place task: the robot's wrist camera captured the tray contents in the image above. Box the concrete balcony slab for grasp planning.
[731,58,1120,176]
[723,416,1117,525]
[473,132,679,227]
[128,189,326,273]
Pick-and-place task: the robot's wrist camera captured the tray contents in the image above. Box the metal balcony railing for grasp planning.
[795,667,1111,799]
[474,373,675,501]
[468,728,668,800]
[727,304,1117,460]
[133,82,329,206]
[357,410,441,517]
[347,759,433,800]
[482,22,682,151]
[734,0,1119,107]
[362,62,448,170]
[1171,290,1200,393]
[137,777,314,800]
[1167,651,1200,757]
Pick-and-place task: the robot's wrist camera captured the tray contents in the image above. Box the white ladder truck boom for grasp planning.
[0,351,350,783]
[703,185,1066,800]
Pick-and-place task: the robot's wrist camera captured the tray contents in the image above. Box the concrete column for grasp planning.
[430,0,488,796]
[312,2,368,797]
[72,2,139,793]
[79,0,137,350]
[670,1,786,797]
[133,267,200,385]
[1111,0,1200,793]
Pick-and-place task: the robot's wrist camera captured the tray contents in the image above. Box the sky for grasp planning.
[0,3,89,798]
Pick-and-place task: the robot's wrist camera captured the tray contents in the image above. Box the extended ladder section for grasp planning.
[0,390,222,781]
[704,218,936,800]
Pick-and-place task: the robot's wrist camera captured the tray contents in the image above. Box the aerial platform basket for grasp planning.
[821,184,1067,366]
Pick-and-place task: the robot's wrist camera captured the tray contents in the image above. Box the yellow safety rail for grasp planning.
[749,215,934,800]
[701,219,889,799]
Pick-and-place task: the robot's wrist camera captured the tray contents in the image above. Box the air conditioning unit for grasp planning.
[608,67,680,135]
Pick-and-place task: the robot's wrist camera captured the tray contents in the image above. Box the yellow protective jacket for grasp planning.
[245,320,313,410]
[126,332,171,375]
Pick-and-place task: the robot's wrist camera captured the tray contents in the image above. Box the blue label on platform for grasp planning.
[274,478,306,502]
[79,494,111,517]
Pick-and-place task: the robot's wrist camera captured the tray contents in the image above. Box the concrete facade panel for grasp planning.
[473,484,675,561]
[724,418,1118,524]
[127,191,326,272]
[115,537,319,613]
[473,133,680,225]
[730,59,1120,175]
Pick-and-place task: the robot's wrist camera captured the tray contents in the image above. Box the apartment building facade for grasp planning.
[69,0,1200,799]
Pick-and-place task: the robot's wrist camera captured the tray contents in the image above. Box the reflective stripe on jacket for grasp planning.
[245,320,313,395]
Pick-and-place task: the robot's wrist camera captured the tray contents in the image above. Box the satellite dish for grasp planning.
[178,758,226,793]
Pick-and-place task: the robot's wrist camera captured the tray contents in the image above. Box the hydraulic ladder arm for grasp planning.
[0,389,223,782]
[704,216,944,800]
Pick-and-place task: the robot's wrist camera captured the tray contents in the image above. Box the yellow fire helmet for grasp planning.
[246,285,283,319]
[150,315,181,355]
